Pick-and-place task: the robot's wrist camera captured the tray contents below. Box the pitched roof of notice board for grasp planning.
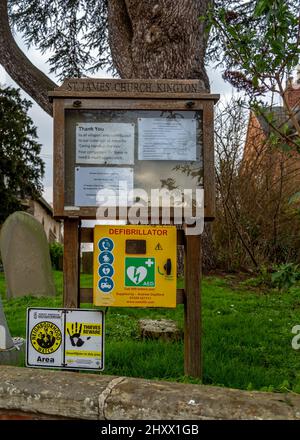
[48,78,220,102]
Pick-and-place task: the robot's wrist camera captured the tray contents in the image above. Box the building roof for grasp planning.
[37,196,53,216]
[256,106,288,137]
[256,102,300,142]
[22,196,54,217]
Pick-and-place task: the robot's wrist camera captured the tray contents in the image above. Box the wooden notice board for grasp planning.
[49,79,219,220]
[49,79,219,379]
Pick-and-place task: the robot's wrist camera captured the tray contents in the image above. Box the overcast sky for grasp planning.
[0,33,235,204]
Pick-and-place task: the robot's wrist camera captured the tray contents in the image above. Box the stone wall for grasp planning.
[0,366,300,420]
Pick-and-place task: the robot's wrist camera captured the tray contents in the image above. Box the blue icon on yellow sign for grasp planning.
[99,251,114,265]
[98,277,114,293]
[99,263,114,278]
[98,238,114,252]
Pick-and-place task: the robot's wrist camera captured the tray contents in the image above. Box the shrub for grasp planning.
[242,266,272,289]
[271,263,300,291]
[49,242,63,270]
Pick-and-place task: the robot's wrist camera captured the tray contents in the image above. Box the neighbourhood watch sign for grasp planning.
[26,308,104,371]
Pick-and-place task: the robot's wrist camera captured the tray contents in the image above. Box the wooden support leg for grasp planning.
[184,234,202,379]
[63,218,80,308]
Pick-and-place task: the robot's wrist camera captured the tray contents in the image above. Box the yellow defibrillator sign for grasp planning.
[93,225,177,307]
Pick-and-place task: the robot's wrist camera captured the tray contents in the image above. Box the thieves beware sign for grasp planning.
[26,308,104,370]
[93,225,177,308]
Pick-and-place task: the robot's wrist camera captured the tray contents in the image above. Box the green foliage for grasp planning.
[271,263,300,291]
[206,0,300,151]
[242,264,300,291]
[207,1,300,88]
[8,0,110,80]
[241,266,272,289]
[0,85,44,223]
[49,242,63,270]
[289,192,300,205]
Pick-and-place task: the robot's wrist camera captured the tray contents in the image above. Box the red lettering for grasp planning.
[107,227,168,236]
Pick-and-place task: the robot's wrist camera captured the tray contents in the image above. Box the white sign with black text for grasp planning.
[76,122,135,165]
[26,308,104,371]
[74,166,134,206]
[138,117,197,161]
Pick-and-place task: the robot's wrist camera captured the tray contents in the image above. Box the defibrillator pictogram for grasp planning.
[30,321,62,355]
[125,257,155,287]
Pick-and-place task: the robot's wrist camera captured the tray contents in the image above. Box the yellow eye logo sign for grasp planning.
[30,321,62,355]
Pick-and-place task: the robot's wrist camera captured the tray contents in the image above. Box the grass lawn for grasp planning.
[1,270,300,393]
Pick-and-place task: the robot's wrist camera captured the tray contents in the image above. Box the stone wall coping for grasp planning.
[1,366,300,420]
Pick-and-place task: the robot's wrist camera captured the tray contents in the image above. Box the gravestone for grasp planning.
[0,211,56,298]
[0,298,25,365]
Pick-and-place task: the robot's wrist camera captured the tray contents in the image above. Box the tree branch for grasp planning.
[107,0,134,78]
[0,0,56,116]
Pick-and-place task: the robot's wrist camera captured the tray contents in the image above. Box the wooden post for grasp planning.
[184,233,202,378]
[63,218,80,308]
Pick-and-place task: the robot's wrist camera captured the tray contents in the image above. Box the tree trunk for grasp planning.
[108,0,210,89]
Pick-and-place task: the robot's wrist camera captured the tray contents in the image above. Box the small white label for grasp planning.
[64,206,80,211]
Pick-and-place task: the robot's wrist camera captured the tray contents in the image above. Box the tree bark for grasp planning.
[0,0,56,116]
[0,0,211,109]
[108,0,210,90]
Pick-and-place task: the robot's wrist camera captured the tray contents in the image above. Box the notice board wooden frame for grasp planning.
[49,79,219,378]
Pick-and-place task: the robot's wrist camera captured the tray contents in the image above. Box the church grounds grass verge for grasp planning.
[1,271,300,393]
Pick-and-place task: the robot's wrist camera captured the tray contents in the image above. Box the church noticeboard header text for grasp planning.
[49,79,219,100]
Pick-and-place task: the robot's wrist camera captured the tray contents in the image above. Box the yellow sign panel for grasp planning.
[93,225,177,307]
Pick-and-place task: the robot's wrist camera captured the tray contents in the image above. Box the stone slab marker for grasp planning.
[0,297,24,365]
[0,211,56,298]
[0,298,14,350]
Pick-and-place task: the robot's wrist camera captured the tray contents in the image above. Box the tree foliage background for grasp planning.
[207,0,300,150]
[214,97,300,271]
[0,86,44,223]
[8,0,110,80]
[206,0,300,270]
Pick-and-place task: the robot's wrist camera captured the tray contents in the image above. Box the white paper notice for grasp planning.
[138,118,197,161]
[76,123,134,164]
[75,167,133,206]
